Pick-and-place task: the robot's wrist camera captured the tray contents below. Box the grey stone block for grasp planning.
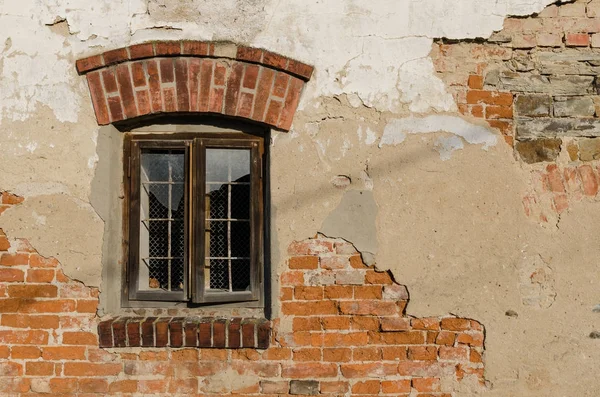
[554,97,595,117]
[515,94,552,117]
[498,72,593,95]
[516,117,600,139]
[537,50,600,63]
[290,380,319,395]
[515,139,562,163]
[539,61,600,75]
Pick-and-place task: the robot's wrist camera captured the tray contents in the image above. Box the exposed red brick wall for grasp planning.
[77,41,312,131]
[0,193,485,396]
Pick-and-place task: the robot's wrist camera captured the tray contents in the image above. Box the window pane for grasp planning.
[204,148,251,293]
[139,149,186,292]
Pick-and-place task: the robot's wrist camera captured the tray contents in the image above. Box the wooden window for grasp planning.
[126,131,264,305]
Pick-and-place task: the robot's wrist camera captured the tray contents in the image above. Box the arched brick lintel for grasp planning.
[75,41,314,131]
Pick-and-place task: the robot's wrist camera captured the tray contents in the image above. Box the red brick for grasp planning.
[339,300,398,316]
[198,59,214,112]
[340,363,397,378]
[0,253,28,266]
[281,287,293,301]
[349,255,366,268]
[351,316,380,331]
[282,301,338,316]
[208,87,225,113]
[324,285,353,299]
[11,345,41,359]
[324,332,368,347]
[43,346,86,360]
[175,58,190,111]
[0,268,24,282]
[26,361,54,375]
[282,362,338,378]
[265,98,283,124]
[0,345,8,358]
[214,63,227,86]
[224,62,244,116]
[20,299,75,313]
[50,378,78,393]
[287,59,314,80]
[243,64,260,89]
[486,105,513,119]
[237,46,263,62]
[439,346,469,361]
[65,363,122,377]
[130,61,146,87]
[412,377,441,392]
[188,58,201,112]
[441,318,471,331]
[365,270,394,285]
[436,331,456,346]
[321,316,351,330]
[289,256,319,269]
[1,314,59,329]
[86,72,109,125]
[8,285,57,298]
[263,347,291,360]
[103,48,129,65]
[280,271,305,286]
[163,87,177,112]
[278,76,303,130]
[376,331,425,345]
[294,286,323,300]
[566,33,590,47]
[109,380,138,393]
[76,55,104,73]
[272,72,290,98]
[102,69,118,93]
[466,90,513,106]
[411,317,440,330]
[457,332,484,347]
[320,381,349,393]
[322,347,352,362]
[263,51,288,70]
[107,96,124,122]
[0,330,48,344]
[379,317,409,331]
[352,380,380,394]
[0,362,22,376]
[182,41,210,56]
[468,75,484,89]
[29,254,59,268]
[155,41,181,56]
[381,380,411,393]
[354,285,383,299]
[147,60,163,113]
[128,43,154,59]
[252,67,275,120]
[353,346,381,361]
[63,331,97,345]
[293,317,321,332]
[408,345,438,360]
[78,378,109,392]
[293,347,321,361]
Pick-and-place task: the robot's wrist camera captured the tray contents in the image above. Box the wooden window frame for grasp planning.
[124,131,265,306]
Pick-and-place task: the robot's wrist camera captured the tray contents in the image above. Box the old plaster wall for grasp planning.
[1,0,599,395]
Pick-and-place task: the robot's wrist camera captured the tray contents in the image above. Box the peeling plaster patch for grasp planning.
[397,57,457,113]
[379,115,498,158]
[0,194,103,286]
[320,190,378,265]
[435,135,464,161]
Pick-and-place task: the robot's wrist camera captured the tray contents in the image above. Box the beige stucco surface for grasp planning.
[1,0,600,395]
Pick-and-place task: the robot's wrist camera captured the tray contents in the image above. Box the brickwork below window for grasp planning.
[0,192,486,396]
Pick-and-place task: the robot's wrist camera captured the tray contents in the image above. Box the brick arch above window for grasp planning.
[76,41,314,131]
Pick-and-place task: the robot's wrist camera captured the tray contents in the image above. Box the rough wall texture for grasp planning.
[3,0,600,396]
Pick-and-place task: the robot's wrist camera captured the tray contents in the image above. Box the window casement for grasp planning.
[125,131,264,305]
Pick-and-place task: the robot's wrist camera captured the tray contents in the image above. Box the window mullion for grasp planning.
[192,138,207,303]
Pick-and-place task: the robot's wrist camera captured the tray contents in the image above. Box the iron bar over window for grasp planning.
[126,132,264,305]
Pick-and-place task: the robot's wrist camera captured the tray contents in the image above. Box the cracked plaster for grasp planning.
[1,0,599,395]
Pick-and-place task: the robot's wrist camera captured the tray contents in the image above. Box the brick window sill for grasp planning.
[98,317,270,349]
